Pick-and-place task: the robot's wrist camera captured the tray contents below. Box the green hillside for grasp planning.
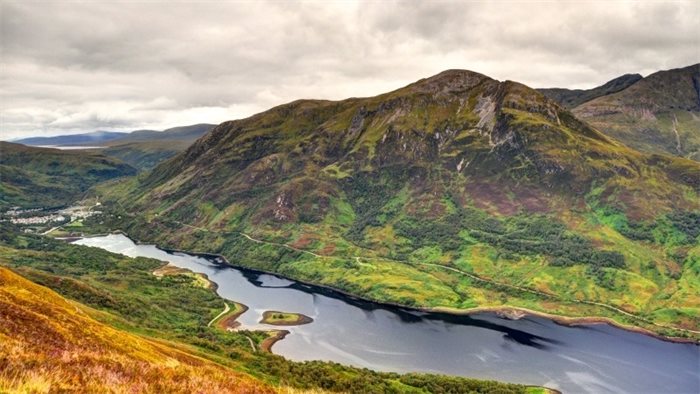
[573,64,700,160]
[0,142,136,208]
[91,69,700,339]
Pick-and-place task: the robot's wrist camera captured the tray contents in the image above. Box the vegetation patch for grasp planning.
[260,310,314,326]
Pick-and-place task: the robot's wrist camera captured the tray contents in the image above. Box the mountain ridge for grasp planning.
[12,123,215,147]
[11,130,128,146]
[538,73,643,109]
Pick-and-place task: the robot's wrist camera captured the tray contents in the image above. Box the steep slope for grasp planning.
[98,69,700,339]
[538,73,642,109]
[0,266,272,393]
[0,142,136,208]
[11,130,127,146]
[573,64,700,160]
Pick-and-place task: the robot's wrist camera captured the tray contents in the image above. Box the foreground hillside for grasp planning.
[0,228,541,393]
[0,142,136,208]
[0,267,272,393]
[93,69,700,339]
[573,64,700,160]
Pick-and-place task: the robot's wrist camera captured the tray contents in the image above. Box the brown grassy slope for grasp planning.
[0,267,272,394]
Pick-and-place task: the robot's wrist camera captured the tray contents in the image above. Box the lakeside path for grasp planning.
[208,302,230,327]
[109,212,700,339]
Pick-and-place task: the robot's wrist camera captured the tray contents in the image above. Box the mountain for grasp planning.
[96,69,700,339]
[0,142,136,208]
[538,73,642,108]
[12,130,127,146]
[572,64,700,160]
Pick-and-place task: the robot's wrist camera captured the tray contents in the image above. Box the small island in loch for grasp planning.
[260,310,313,326]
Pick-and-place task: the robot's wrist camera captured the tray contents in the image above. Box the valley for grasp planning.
[2,64,698,393]
[4,2,699,392]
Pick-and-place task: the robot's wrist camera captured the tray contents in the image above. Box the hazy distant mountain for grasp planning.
[13,124,215,147]
[11,124,216,171]
[573,64,700,160]
[12,131,127,146]
[105,124,215,145]
[538,73,642,109]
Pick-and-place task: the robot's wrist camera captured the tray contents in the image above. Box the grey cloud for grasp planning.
[1,0,698,139]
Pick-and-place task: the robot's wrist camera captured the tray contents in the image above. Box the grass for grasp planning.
[0,266,272,394]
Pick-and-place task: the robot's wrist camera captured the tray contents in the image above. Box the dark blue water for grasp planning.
[75,234,700,394]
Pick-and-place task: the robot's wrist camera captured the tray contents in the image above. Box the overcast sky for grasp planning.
[1,0,698,139]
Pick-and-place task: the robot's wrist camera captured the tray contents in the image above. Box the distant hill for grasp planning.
[106,123,215,144]
[572,64,700,160]
[101,140,195,171]
[0,142,136,208]
[10,124,216,171]
[99,124,216,170]
[12,130,127,146]
[12,124,215,147]
[538,73,642,109]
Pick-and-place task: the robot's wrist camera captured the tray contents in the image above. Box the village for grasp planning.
[2,200,102,233]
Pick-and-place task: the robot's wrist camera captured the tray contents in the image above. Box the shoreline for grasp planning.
[260,330,289,352]
[70,230,699,345]
[217,302,249,331]
[427,306,700,345]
